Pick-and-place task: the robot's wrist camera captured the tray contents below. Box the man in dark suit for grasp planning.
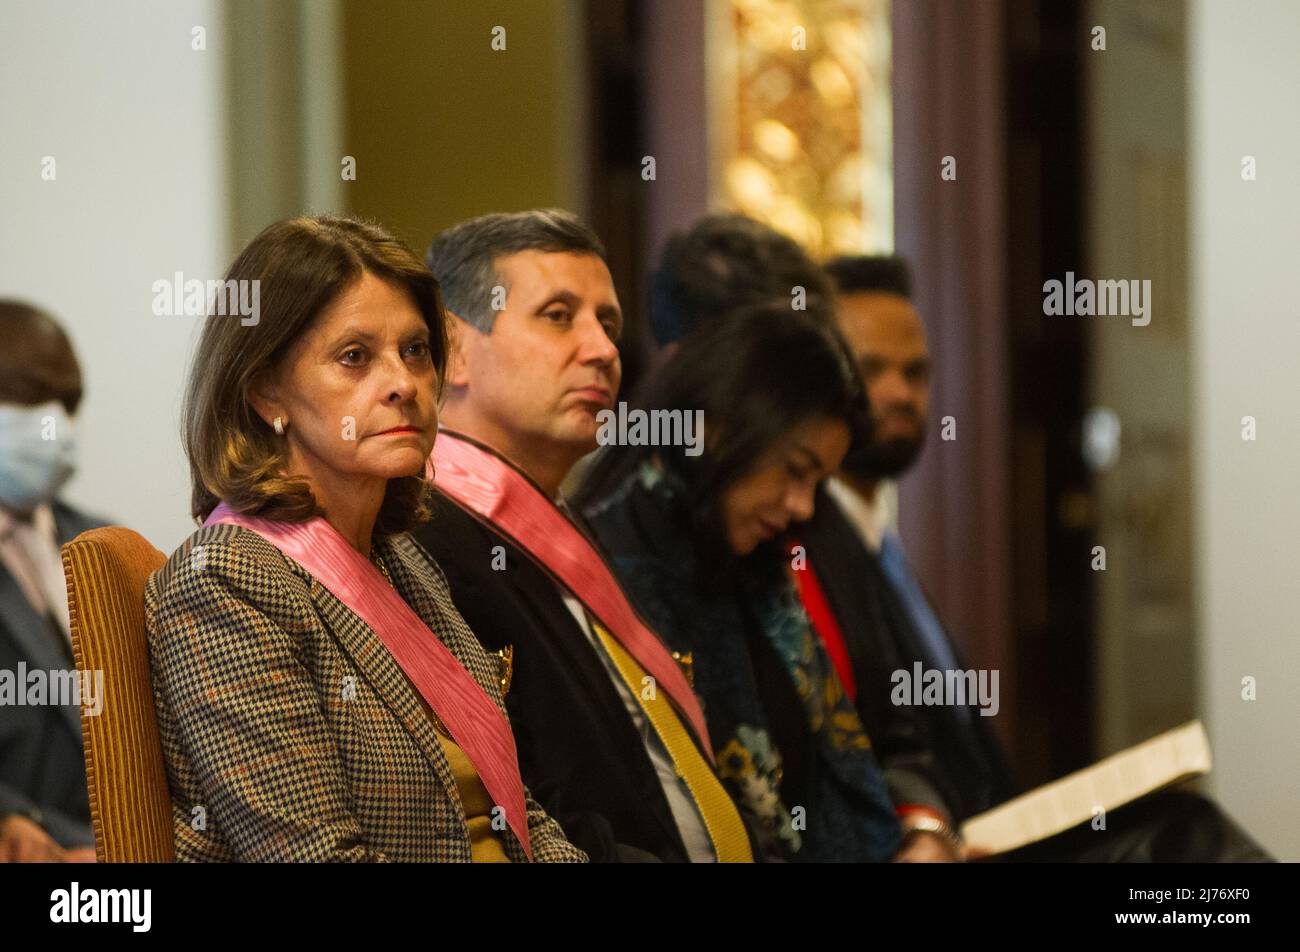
[810,256,1268,861]
[810,256,1018,824]
[412,210,753,862]
[422,485,719,861]
[0,301,105,862]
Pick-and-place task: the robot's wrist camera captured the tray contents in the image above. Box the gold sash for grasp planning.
[591,621,753,862]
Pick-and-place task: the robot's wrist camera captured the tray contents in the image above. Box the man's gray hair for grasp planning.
[425,209,607,333]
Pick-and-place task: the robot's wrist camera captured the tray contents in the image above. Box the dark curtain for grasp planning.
[891,0,1016,752]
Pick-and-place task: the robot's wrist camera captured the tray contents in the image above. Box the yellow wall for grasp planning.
[341,0,586,253]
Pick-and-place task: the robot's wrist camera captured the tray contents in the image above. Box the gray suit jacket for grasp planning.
[0,500,105,847]
[145,522,585,862]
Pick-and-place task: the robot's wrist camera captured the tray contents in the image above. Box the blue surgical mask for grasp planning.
[0,401,78,513]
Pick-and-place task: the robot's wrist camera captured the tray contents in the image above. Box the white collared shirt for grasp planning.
[824,477,894,554]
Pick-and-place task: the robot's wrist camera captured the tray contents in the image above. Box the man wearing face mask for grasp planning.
[0,300,103,862]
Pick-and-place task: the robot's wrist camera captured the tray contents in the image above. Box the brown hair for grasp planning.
[183,215,448,534]
[0,301,83,413]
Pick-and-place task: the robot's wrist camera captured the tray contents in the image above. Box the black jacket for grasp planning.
[412,496,700,862]
[798,487,1017,822]
[0,500,106,846]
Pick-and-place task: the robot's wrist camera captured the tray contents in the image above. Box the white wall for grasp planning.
[0,0,227,552]
[1190,0,1300,861]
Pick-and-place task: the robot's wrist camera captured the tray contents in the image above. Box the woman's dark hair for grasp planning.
[649,213,836,346]
[184,214,449,535]
[578,304,869,576]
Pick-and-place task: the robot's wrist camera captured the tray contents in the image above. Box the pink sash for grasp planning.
[203,501,533,860]
[429,430,715,761]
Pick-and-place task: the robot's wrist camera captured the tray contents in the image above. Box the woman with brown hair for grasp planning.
[145,214,584,862]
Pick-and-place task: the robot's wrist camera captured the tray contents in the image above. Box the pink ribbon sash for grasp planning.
[203,501,533,860]
[429,430,715,762]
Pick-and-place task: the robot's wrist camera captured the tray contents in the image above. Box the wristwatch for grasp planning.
[900,812,963,857]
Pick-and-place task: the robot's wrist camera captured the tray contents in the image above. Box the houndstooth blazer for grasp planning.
[144,521,586,863]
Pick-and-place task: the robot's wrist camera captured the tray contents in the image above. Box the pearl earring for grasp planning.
[273,416,285,435]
